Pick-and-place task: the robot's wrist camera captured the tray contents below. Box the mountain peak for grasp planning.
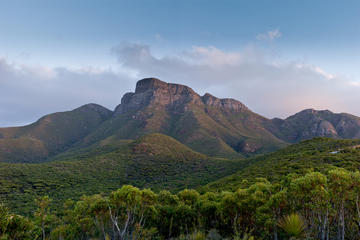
[75,103,113,119]
[296,108,333,115]
[134,78,197,95]
[115,78,250,115]
[135,78,168,93]
[115,78,202,115]
[201,93,249,112]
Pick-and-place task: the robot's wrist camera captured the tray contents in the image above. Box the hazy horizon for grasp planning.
[1,0,360,126]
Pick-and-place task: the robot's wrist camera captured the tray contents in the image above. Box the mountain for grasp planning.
[202,137,360,191]
[271,109,360,142]
[2,78,360,213]
[0,133,244,213]
[0,104,112,163]
[78,78,287,157]
[1,77,360,163]
[77,78,360,157]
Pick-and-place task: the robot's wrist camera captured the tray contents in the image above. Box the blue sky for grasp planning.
[1,0,360,126]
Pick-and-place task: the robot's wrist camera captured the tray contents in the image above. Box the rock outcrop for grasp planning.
[2,77,360,162]
[271,109,360,142]
[201,93,248,112]
[115,78,249,115]
[115,78,203,115]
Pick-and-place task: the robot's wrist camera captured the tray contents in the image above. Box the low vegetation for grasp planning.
[2,169,360,239]
[3,137,360,239]
[203,138,360,191]
[0,134,244,214]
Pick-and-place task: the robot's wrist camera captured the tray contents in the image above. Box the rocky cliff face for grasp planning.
[201,93,249,112]
[115,78,249,115]
[98,78,285,157]
[2,77,360,162]
[271,109,360,142]
[88,78,360,157]
[114,78,203,115]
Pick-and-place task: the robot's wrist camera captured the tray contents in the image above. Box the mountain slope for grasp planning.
[79,78,287,157]
[0,104,112,163]
[0,133,245,213]
[2,78,360,162]
[202,137,360,191]
[271,109,360,142]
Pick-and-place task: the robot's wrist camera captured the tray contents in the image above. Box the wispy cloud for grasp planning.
[256,29,282,41]
[0,57,135,126]
[154,34,163,41]
[113,43,360,118]
[1,42,360,127]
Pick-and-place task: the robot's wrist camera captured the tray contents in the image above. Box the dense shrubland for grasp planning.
[0,133,244,214]
[1,168,360,240]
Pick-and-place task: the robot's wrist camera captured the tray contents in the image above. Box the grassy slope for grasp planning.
[202,138,360,191]
[80,103,287,159]
[0,134,245,215]
[0,104,112,163]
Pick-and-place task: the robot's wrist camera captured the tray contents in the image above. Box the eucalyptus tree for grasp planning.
[289,172,329,240]
[108,185,157,240]
[34,196,56,240]
[328,169,352,240]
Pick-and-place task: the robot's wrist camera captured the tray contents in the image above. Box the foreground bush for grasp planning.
[1,168,360,239]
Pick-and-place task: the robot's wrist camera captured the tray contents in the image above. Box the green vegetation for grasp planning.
[3,79,360,164]
[0,104,112,163]
[84,102,288,158]
[0,134,244,214]
[3,79,360,239]
[203,138,360,191]
[278,214,306,239]
[3,130,360,239]
[2,169,360,239]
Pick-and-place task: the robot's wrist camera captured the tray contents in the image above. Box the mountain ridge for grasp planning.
[1,77,360,163]
[0,104,112,163]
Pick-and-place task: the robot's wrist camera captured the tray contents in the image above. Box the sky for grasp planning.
[1,0,360,126]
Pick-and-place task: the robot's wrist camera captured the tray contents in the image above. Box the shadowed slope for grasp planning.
[80,78,287,157]
[0,133,244,214]
[271,109,360,142]
[0,104,112,163]
[2,78,360,162]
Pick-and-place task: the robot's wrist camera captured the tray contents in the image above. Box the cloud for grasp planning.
[257,29,282,41]
[0,58,136,126]
[1,42,360,127]
[112,43,360,118]
[154,34,163,41]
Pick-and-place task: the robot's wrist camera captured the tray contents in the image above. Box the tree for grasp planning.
[289,172,329,239]
[0,204,9,237]
[108,185,157,240]
[328,169,352,240]
[89,194,109,240]
[5,214,36,240]
[197,192,220,231]
[156,190,179,238]
[257,188,289,240]
[34,196,55,240]
[351,171,360,238]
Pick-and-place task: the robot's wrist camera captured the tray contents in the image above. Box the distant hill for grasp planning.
[0,104,112,163]
[271,109,360,142]
[0,133,244,214]
[202,137,360,191]
[1,78,360,163]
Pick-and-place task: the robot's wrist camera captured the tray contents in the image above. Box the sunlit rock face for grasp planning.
[115,78,249,115]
